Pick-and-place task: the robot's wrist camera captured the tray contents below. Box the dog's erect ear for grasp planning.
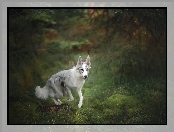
[86,55,91,68]
[77,56,83,67]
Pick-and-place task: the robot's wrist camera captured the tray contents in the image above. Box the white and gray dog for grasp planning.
[35,55,91,108]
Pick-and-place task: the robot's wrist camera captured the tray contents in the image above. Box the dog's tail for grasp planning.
[35,86,49,99]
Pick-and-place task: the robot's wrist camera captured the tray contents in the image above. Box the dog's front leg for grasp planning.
[66,87,74,101]
[77,89,83,108]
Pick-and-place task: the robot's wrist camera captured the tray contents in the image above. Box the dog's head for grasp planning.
[76,55,91,79]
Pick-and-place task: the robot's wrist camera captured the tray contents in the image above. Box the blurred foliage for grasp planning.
[8,8,166,124]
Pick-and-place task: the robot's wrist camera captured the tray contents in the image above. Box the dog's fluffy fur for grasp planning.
[35,55,91,108]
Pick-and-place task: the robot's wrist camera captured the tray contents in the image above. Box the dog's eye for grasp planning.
[80,69,84,72]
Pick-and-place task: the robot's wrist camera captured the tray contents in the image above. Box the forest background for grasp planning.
[8,8,166,124]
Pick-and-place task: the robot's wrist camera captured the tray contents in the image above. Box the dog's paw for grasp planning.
[67,98,74,101]
[55,102,61,105]
[78,103,82,108]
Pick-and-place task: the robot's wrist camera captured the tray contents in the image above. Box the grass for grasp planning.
[8,50,166,124]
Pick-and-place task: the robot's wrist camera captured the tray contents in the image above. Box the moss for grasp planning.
[102,94,142,124]
[103,94,138,108]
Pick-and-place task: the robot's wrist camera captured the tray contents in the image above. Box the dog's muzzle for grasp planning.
[84,75,88,79]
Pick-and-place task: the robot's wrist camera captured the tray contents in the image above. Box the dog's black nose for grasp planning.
[84,75,88,79]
